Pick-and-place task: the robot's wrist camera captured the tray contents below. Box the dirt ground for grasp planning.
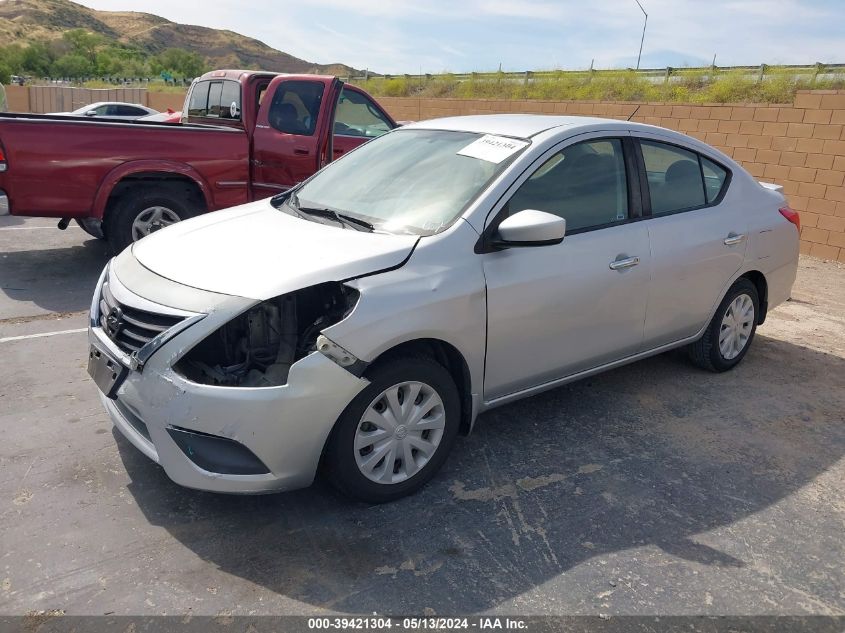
[1,216,843,617]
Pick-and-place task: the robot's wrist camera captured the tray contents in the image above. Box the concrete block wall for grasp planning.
[378,90,845,262]
[25,86,148,113]
[146,91,186,112]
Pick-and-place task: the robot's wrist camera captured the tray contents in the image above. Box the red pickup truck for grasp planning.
[0,70,397,250]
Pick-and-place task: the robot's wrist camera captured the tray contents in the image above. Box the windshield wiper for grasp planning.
[306,208,375,232]
[291,192,375,232]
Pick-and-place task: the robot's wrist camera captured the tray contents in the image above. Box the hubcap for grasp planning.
[719,293,755,360]
[354,381,446,485]
[131,206,181,241]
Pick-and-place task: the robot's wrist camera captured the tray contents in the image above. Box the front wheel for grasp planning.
[105,187,199,253]
[75,217,105,239]
[688,278,759,372]
[324,356,460,503]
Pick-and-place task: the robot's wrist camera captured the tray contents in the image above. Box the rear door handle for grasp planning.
[724,233,746,246]
[609,256,640,271]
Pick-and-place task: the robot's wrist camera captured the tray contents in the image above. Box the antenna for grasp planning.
[634,0,648,70]
[627,104,641,121]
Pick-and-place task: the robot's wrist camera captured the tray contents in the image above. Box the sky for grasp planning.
[75,0,845,74]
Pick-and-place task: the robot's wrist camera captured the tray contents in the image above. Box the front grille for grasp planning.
[99,280,184,355]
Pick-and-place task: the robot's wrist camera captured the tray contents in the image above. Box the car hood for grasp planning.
[131,200,419,301]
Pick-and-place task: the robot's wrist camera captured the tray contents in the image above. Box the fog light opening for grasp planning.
[166,426,271,475]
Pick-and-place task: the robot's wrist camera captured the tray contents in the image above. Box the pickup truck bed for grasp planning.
[0,113,248,220]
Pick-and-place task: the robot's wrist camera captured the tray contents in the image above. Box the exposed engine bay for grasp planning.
[175,283,359,387]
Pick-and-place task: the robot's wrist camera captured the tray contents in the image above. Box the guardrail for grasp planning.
[345,63,845,85]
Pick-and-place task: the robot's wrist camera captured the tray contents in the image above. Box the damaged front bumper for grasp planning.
[90,259,370,494]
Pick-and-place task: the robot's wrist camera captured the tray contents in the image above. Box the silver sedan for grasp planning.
[88,115,799,502]
[50,102,158,119]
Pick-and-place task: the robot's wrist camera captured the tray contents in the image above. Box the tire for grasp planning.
[324,356,461,503]
[75,218,105,239]
[105,186,199,253]
[688,278,759,372]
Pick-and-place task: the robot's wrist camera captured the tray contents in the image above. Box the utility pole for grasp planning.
[634,0,648,70]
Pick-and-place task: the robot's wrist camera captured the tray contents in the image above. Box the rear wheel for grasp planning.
[105,186,200,253]
[688,278,759,372]
[324,356,460,503]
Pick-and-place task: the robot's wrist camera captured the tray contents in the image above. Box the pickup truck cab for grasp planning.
[0,70,396,251]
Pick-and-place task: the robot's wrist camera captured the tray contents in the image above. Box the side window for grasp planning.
[507,139,629,232]
[701,156,728,203]
[334,88,393,138]
[115,105,145,116]
[187,81,210,117]
[94,105,112,115]
[268,81,325,136]
[640,140,705,214]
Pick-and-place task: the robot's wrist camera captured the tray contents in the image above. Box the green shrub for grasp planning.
[352,66,845,104]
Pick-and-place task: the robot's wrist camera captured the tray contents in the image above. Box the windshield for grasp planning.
[290,129,527,235]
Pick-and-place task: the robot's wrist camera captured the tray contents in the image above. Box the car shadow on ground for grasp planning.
[0,238,110,314]
[116,334,845,613]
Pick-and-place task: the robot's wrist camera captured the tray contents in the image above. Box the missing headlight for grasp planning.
[175,282,359,387]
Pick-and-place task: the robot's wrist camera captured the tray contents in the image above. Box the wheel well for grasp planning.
[103,172,206,231]
[371,339,474,435]
[740,270,768,324]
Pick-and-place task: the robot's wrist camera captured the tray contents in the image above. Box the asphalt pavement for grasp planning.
[1,215,844,617]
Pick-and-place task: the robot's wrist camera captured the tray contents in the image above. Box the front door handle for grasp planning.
[293,148,310,156]
[724,233,746,246]
[609,256,640,271]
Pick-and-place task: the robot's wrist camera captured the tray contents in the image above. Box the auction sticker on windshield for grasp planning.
[457,134,529,163]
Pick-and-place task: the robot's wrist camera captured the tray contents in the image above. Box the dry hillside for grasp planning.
[0,0,362,75]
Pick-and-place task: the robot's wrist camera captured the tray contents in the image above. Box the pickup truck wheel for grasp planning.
[75,218,104,240]
[106,188,197,253]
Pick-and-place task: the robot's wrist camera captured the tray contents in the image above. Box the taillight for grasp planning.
[0,143,6,172]
[779,206,800,232]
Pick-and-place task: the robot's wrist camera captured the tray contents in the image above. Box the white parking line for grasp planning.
[0,328,87,343]
[0,226,81,230]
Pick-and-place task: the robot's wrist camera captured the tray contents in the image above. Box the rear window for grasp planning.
[187,80,242,120]
[187,81,210,117]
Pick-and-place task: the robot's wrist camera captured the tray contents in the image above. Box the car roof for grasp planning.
[197,69,334,82]
[78,102,147,109]
[404,114,639,139]
[400,113,740,172]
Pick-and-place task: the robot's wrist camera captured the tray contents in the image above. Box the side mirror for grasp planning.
[85,110,98,117]
[494,209,566,247]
